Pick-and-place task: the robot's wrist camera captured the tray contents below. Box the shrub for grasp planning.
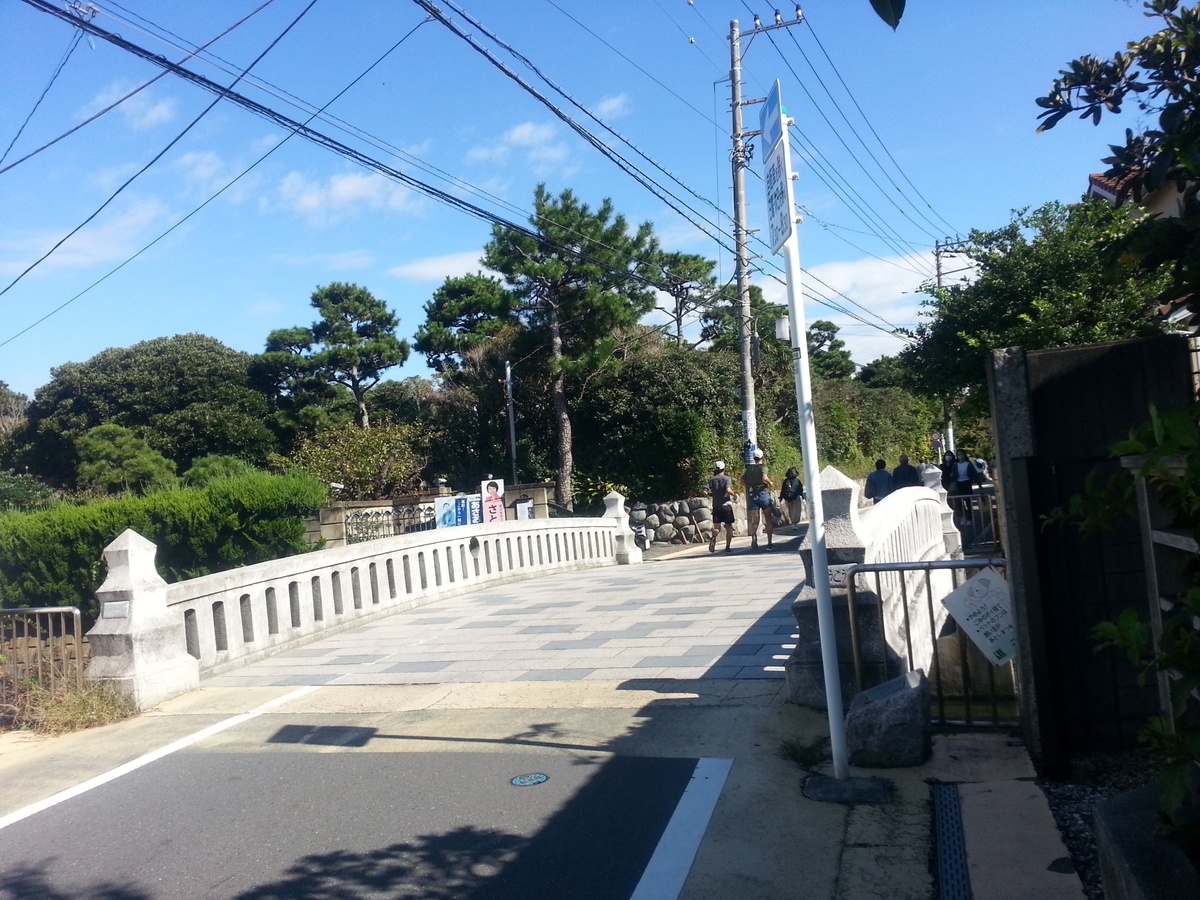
[181,454,260,487]
[76,424,176,495]
[290,421,421,499]
[0,472,326,626]
[0,470,53,512]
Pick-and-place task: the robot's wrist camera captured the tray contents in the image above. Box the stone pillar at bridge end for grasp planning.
[604,492,642,565]
[85,529,199,710]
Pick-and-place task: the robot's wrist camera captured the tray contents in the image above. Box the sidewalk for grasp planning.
[0,537,1083,899]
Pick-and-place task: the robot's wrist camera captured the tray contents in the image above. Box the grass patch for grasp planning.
[779,735,831,771]
[0,675,136,734]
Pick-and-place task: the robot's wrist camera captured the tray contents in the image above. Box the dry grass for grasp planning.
[0,674,136,735]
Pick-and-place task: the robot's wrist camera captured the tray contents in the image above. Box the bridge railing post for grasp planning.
[85,529,199,709]
[604,491,641,565]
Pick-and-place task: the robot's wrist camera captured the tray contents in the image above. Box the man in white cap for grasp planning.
[706,460,738,552]
[742,448,776,550]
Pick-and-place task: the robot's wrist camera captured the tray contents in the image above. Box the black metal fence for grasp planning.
[345,504,436,544]
[950,489,1001,555]
[846,558,1017,729]
[0,607,85,689]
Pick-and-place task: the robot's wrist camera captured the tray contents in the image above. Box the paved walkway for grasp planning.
[205,540,804,688]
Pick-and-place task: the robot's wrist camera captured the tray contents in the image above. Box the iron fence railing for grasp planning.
[345,505,436,544]
[0,607,85,689]
[846,558,1017,729]
[950,489,1001,555]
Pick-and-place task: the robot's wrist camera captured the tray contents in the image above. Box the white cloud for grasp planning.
[174,150,224,184]
[464,121,572,176]
[83,82,177,131]
[751,251,936,365]
[267,171,426,225]
[0,197,171,275]
[592,94,630,119]
[387,251,487,281]
[277,249,378,270]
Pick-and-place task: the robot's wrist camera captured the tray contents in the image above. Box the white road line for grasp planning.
[0,685,321,831]
[628,757,734,900]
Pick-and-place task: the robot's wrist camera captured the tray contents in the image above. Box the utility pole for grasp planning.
[934,238,969,453]
[504,360,518,486]
[729,10,805,462]
[730,19,757,461]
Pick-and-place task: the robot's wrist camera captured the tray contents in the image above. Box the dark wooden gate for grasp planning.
[989,334,1194,777]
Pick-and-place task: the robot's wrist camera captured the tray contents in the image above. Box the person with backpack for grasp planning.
[779,466,806,524]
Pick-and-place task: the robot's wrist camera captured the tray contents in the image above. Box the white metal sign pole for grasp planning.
[762,80,849,780]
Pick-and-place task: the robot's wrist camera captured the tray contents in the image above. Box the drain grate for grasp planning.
[932,783,972,900]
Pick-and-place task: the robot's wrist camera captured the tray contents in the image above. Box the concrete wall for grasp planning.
[86,493,638,707]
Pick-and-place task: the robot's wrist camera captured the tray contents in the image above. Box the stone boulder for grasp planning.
[644,514,660,529]
[629,508,647,525]
[844,670,931,768]
[672,515,691,529]
[656,523,676,542]
[694,507,712,523]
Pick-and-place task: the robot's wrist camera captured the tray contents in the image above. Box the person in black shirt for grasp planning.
[891,455,921,490]
[706,461,738,553]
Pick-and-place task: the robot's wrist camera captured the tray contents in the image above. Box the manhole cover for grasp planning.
[510,773,548,786]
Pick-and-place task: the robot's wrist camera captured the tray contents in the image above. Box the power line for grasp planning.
[779,25,948,238]
[0,0,281,176]
[802,15,959,236]
[0,16,86,166]
[1,15,430,348]
[415,0,735,255]
[1,0,320,300]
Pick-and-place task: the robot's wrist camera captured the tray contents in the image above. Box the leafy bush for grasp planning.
[291,421,421,499]
[182,454,260,487]
[76,424,177,495]
[0,470,53,512]
[0,472,326,626]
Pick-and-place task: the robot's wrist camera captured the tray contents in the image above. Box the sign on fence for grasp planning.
[941,566,1017,665]
[482,479,506,523]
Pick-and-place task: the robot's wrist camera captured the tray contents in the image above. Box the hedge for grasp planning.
[0,473,326,626]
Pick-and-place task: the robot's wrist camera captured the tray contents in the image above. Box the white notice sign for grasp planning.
[941,566,1018,666]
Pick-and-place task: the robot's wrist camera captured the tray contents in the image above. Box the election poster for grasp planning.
[481,478,506,523]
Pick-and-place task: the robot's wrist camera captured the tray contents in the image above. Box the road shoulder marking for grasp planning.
[0,685,320,831]
[629,757,734,900]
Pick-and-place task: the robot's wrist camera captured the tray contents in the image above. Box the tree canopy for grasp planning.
[4,334,277,484]
[1036,1,1200,311]
[258,283,410,430]
[476,185,659,507]
[899,200,1169,416]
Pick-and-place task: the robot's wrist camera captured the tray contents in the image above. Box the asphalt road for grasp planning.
[1,742,702,899]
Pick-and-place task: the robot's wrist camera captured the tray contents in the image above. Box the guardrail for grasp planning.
[950,490,1001,555]
[1,607,84,690]
[86,493,641,708]
[846,558,1016,728]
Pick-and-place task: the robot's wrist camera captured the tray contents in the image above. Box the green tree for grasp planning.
[4,335,277,484]
[650,252,718,348]
[857,354,911,388]
[480,185,659,508]
[260,283,410,430]
[807,320,857,381]
[413,274,517,374]
[290,420,422,500]
[1035,1,1200,313]
[76,424,177,495]
[899,200,1169,417]
[0,381,27,438]
[181,454,260,487]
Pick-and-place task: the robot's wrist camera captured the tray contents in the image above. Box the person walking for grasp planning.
[864,459,892,504]
[706,461,738,553]
[948,448,984,532]
[939,451,957,493]
[779,466,805,524]
[742,448,776,550]
[891,454,920,490]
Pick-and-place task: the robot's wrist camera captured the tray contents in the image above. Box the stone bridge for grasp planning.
[84,472,963,710]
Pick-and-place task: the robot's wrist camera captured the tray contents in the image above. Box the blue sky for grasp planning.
[0,0,1160,397]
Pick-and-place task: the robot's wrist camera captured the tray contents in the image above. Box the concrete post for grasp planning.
[85,529,199,709]
[920,467,962,557]
[604,491,642,565]
[319,503,347,548]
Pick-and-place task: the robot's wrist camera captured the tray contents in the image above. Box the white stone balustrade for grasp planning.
[86,501,635,707]
[789,469,959,709]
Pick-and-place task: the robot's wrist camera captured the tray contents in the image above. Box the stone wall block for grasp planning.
[844,670,932,767]
[85,529,199,709]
